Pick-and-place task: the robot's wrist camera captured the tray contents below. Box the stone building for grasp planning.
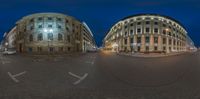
[103,14,190,53]
[3,12,96,54]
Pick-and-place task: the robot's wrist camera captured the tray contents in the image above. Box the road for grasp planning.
[0,51,200,99]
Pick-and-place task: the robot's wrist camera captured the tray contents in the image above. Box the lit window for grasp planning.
[48,33,53,40]
[48,24,53,28]
[154,37,158,43]
[37,33,43,41]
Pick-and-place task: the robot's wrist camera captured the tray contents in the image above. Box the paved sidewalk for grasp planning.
[117,52,188,58]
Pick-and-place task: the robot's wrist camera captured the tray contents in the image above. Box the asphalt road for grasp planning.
[0,51,200,99]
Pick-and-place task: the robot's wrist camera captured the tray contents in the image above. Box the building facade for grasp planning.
[1,26,17,51]
[103,14,189,53]
[3,12,96,54]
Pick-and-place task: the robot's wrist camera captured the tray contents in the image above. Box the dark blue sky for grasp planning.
[0,0,199,47]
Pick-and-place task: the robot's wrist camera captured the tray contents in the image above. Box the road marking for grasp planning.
[7,71,27,83]
[68,72,88,85]
[85,61,94,65]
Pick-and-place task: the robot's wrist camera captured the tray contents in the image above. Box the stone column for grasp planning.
[158,35,162,51]
[127,37,131,52]
[149,35,154,52]
[141,35,145,52]
[171,39,174,52]
[166,37,169,53]
[134,35,137,52]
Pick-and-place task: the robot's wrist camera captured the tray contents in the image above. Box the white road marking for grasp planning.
[7,71,27,83]
[85,61,94,65]
[68,72,88,85]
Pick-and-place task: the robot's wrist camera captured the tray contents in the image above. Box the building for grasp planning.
[1,26,17,51]
[3,12,96,54]
[103,14,190,53]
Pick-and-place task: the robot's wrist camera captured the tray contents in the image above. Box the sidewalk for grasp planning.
[117,52,188,58]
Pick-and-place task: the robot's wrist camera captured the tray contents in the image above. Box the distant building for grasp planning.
[103,14,191,53]
[3,12,96,54]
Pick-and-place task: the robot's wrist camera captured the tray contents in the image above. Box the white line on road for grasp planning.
[85,61,94,65]
[68,72,88,85]
[7,71,27,83]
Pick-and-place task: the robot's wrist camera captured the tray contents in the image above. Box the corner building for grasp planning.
[15,13,96,54]
[103,14,188,53]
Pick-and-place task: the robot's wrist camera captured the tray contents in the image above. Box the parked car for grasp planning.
[3,48,16,55]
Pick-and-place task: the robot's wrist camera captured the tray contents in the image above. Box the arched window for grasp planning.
[38,33,43,41]
[48,33,53,40]
[29,34,33,42]
[58,33,63,41]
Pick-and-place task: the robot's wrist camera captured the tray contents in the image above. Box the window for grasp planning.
[29,35,33,42]
[48,33,53,40]
[125,32,128,36]
[137,22,141,25]
[137,37,141,43]
[163,46,166,50]
[48,17,52,20]
[146,46,149,51]
[130,38,134,43]
[57,25,62,29]
[163,30,166,35]
[58,47,64,52]
[154,37,158,43]
[66,19,69,23]
[48,24,52,28]
[154,46,158,51]
[58,33,63,41]
[137,46,141,51]
[154,28,158,33]
[30,18,34,22]
[49,47,54,52]
[37,47,42,52]
[130,23,134,26]
[130,30,133,35]
[145,36,150,43]
[124,39,127,45]
[137,28,141,33]
[38,17,43,21]
[146,21,150,24]
[67,35,70,42]
[37,33,43,41]
[146,28,150,32]
[163,24,166,27]
[38,25,42,28]
[169,39,172,45]
[57,18,62,21]
[154,22,158,25]
[124,26,127,29]
[28,47,32,52]
[30,26,34,30]
[163,38,166,44]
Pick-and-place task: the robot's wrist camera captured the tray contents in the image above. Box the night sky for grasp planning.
[0,0,199,47]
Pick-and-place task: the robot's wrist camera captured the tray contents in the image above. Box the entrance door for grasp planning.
[19,43,22,53]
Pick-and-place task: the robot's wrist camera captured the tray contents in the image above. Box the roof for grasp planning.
[121,13,186,30]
